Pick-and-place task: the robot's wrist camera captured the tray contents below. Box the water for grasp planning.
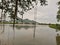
[0,24,59,45]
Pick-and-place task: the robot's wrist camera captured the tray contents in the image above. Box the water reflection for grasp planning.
[1,24,5,34]
[10,24,36,38]
[0,24,37,45]
[12,24,36,45]
[56,34,60,45]
[33,25,36,38]
[0,24,5,34]
[7,26,16,45]
[7,32,9,45]
[55,24,60,45]
[0,24,5,45]
[12,29,15,45]
[0,24,58,45]
[10,24,34,30]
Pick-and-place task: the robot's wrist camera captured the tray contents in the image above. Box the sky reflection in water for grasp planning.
[0,24,60,45]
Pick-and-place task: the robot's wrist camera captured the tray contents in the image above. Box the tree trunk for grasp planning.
[1,0,3,23]
[13,0,18,28]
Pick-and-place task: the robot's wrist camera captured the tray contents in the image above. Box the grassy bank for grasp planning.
[49,24,60,30]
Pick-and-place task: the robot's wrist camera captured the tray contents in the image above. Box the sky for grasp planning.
[0,0,60,23]
[19,0,59,23]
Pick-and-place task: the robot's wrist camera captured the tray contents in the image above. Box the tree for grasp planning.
[0,0,47,27]
[57,1,60,22]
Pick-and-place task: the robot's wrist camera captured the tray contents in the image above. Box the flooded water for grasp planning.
[0,24,60,45]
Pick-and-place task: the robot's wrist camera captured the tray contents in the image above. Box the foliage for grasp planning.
[57,1,60,22]
[49,24,60,30]
[58,1,60,5]
[0,0,47,19]
[0,0,47,28]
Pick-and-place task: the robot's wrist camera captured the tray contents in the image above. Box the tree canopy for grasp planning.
[0,0,47,27]
[0,0,47,18]
[57,1,60,22]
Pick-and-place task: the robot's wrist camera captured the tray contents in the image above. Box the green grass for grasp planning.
[49,24,60,30]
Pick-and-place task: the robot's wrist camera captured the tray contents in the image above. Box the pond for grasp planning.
[0,24,60,45]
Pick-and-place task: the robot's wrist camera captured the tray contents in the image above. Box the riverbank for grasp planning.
[49,24,60,30]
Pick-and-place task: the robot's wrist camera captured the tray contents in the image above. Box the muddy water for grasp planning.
[0,24,59,45]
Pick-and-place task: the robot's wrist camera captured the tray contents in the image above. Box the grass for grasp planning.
[49,24,60,30]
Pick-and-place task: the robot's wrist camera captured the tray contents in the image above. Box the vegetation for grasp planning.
[57,1,60,22]
[56,36,60,45]
[49,1,60,31]
[49,24,60,30]
[0,0,47,27]
[9,18,37,24]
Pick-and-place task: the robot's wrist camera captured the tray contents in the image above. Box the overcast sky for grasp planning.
[19,0,59,23]
[0,0,60,23]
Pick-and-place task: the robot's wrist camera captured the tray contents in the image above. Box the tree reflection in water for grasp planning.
[33,24,36,39]
[56,34,60,45]
[0,24,5,45]
[12,28,15,45]
[56,24,60,45]
[11,24,36,38]
[10,25,34,30]
[0,24,15,45]
[0,24,37,45]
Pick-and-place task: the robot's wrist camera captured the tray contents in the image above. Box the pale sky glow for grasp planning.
[21,0,60,23]
[0,0,60,23]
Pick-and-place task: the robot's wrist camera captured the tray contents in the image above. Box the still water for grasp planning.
[0,24,60,45]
